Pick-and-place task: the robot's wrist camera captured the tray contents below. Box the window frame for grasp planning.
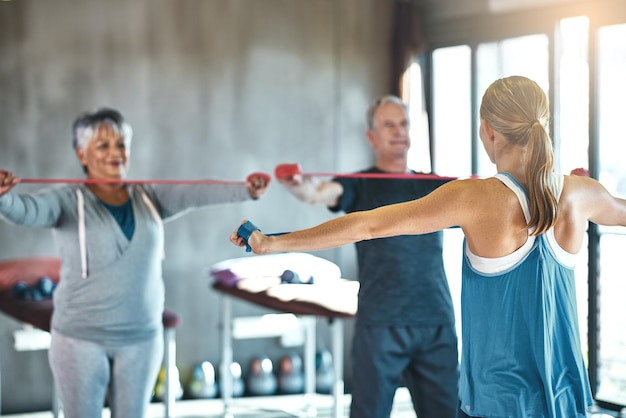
[419,0,626,411]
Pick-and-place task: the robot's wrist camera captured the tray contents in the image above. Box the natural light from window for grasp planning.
[431,45,472,178]
[404,60,432,174]
[594,21,626,408]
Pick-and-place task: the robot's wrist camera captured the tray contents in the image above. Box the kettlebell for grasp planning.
[277,352,305,394]
[316,349,334,394]
[153,365,183,401]
[186,361,218,399]
[245,355,277,396]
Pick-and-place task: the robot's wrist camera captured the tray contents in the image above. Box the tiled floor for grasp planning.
[2,388,417,418]
[4,389,623,418]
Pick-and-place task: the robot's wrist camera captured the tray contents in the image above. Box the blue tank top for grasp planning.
[459,173,593,417]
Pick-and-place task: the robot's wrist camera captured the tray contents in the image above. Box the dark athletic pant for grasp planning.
[349,324,459,418]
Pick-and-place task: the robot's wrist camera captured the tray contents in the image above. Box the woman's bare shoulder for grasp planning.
[431,176,518,222]
[444,176,511,198]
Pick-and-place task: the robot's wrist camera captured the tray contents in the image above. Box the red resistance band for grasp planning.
[19,172,271,186]
[274,163,457,181]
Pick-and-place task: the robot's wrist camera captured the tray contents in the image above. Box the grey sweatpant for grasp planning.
[49,330,164,418]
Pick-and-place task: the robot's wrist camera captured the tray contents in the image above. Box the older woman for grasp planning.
[0,107,269,418]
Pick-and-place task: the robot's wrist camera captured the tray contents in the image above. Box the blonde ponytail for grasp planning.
[524,121,557,235]
[480,76,557,235]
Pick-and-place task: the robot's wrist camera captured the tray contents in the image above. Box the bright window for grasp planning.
[404,58,433,173]
[431,45,472,178]
[595,22,626,409]
[410,16,626,408]
[429,45,472,358]
[475,34,550,177]
[556,17,590,174]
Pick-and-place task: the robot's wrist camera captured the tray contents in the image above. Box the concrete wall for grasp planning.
[0,0,394,413]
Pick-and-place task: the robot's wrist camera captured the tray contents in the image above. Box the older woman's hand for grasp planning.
[245,172,271,199]
[0,170,19,196]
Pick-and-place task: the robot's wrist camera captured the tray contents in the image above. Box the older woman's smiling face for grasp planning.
[75,123,130,179]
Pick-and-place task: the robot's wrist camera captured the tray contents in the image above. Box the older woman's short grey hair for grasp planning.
[72,108,133,150]
[366,95,409,130]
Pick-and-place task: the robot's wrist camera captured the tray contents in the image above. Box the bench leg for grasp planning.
[303,316,317,417]
[220,295,234,418]
[331,319,345,418]
[52,382,61,418]
[164,327,176,418]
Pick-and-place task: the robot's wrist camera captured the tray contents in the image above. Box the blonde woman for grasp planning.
[232,76,626,417]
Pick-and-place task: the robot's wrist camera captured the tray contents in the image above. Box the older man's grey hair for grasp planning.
[366,95,410,130]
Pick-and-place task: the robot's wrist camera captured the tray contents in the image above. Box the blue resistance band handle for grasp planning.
[237,221,260,252]
[236,220,287,253]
